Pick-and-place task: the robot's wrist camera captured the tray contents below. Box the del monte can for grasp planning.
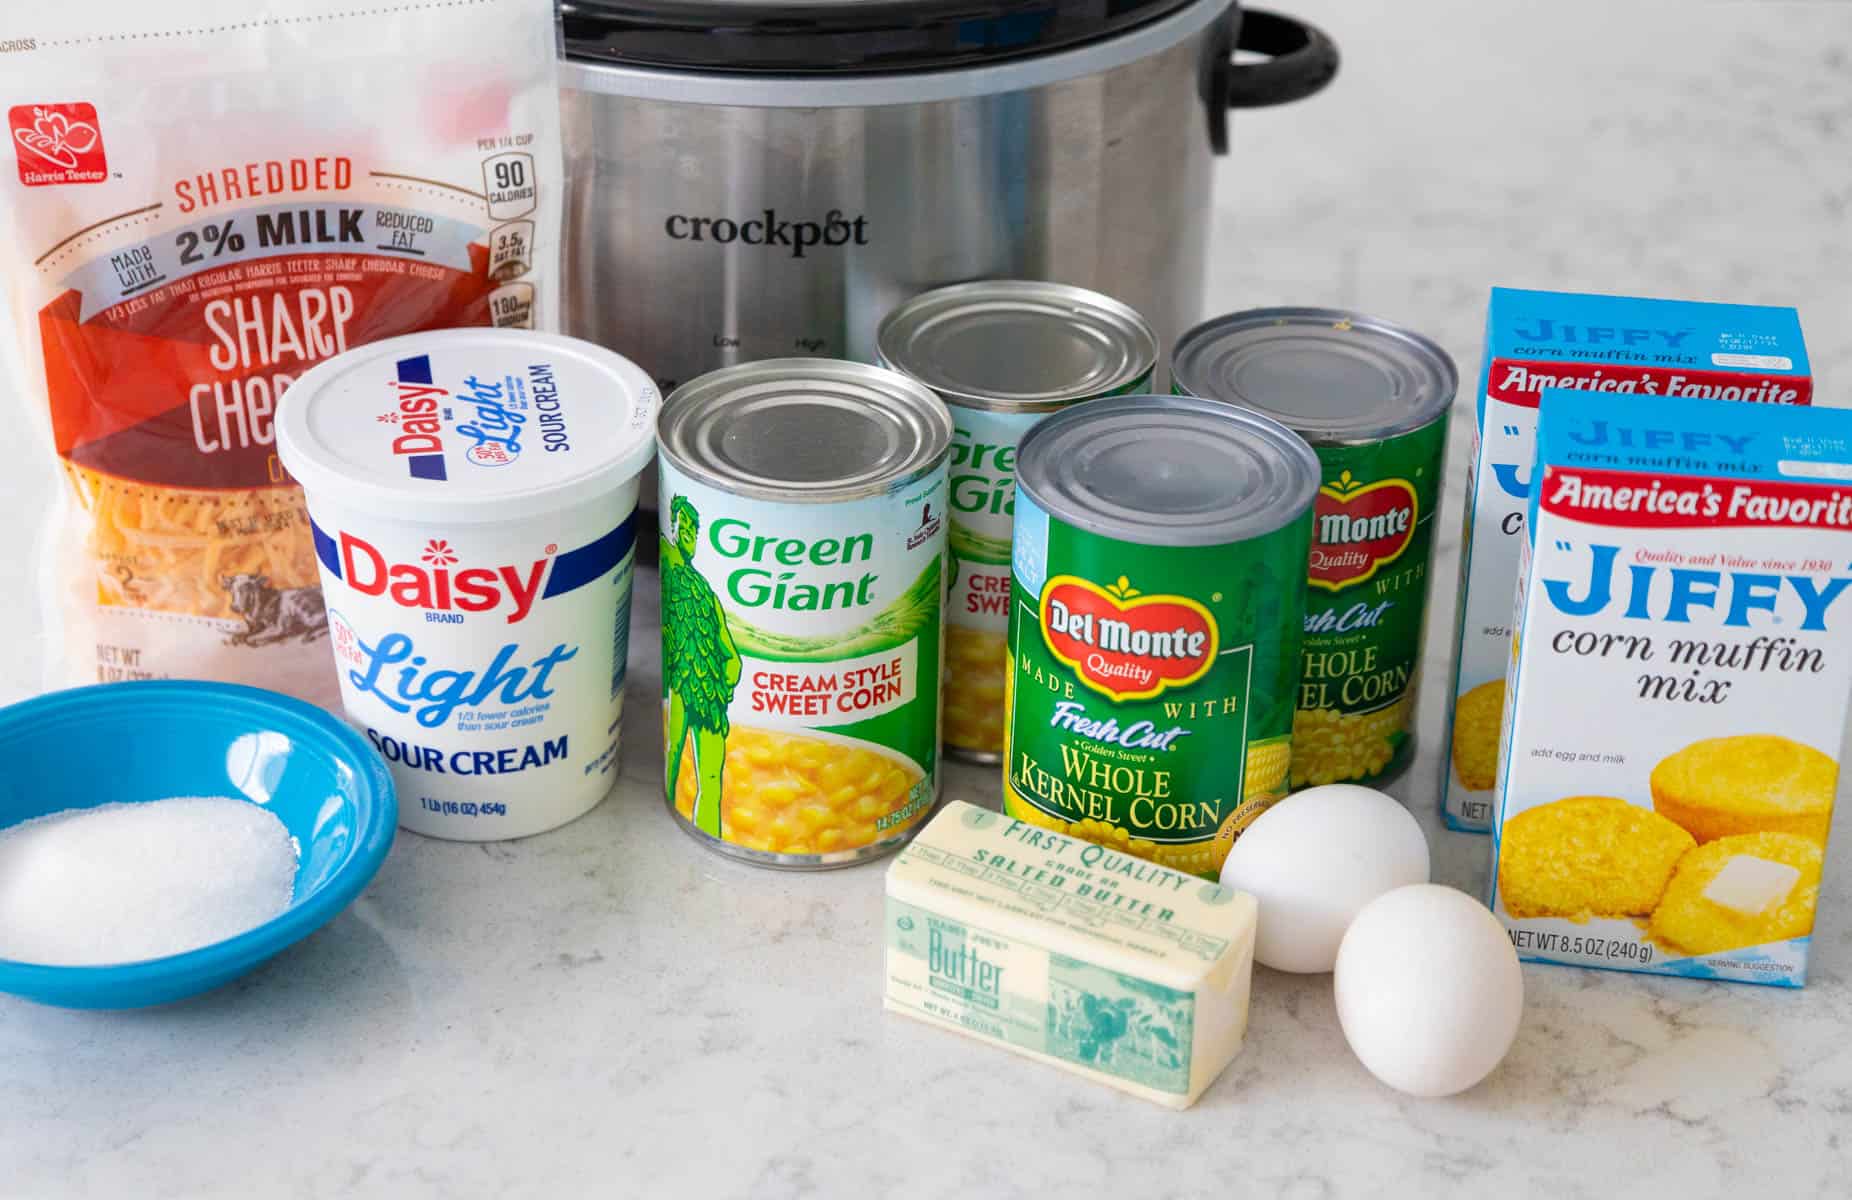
[1003,394,1319,879]
[1173,308,1457,789]
[656,359,952,868]
[877,280,1158,765]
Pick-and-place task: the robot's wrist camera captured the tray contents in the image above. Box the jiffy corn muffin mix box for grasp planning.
[1443,290,1812,830]
[1489,389,1850,986]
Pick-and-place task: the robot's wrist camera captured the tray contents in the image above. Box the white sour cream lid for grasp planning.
[277,329,659,523]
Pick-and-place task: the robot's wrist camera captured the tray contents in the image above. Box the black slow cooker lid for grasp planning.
[559,0,1209,74]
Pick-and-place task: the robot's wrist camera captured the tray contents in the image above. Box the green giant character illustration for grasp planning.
[662,495,742,836]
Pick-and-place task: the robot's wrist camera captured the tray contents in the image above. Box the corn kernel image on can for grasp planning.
[1003,394,1319,878]
[657,359,953,868]
[1174,309,1457,789]
[878,281,1158,765]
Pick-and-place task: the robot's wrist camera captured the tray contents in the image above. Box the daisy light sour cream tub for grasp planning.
[277,329,658,840]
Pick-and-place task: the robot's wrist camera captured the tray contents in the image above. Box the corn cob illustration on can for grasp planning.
[1002,394,1319,879]
[877,280,1157,764]
[656,359,952,868]
[1174,309,1456,789]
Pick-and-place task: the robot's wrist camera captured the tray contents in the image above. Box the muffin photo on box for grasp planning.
[1651,735,1835,845]
[1451,679,1506,794]
[1497,796,1694,921]
[1649,832,1824,956]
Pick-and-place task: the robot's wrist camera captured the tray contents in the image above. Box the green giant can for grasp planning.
[1173,309,1457,789]
[657,359,953,869]
[1002,394,1320,879]
[876,280,1159,766]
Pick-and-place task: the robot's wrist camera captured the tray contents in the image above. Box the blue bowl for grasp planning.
[0,681,396,1009]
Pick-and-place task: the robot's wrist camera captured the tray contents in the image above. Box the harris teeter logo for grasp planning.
[1309,470,1418,590]
[1039,575,1216,702]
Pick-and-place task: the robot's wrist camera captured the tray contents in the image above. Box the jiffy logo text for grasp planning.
[1510,318,1692,348]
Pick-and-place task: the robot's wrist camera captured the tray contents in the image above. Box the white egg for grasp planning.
[1333,884,1524,1097]
[1219,784,1429,973]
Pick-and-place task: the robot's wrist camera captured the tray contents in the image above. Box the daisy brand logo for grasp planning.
[386,354,449,481]
[1309,471,1418,590]
[10,103,107,186]
[1040,574,1217,702]
[329,530,553,624]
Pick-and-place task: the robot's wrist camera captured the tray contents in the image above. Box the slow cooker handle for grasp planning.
[1207,8,1340,155]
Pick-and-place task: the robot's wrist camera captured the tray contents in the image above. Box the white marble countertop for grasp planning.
[5,2,1852,1196]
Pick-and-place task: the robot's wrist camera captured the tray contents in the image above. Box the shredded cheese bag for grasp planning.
[0,0,563,705]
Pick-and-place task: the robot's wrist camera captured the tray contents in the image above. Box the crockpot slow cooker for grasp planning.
[557,0,1338,398]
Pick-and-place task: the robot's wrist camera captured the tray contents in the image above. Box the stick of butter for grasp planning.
[883,801,1258,1109]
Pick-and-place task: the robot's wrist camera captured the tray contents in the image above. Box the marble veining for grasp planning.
[3,1,1852,1196]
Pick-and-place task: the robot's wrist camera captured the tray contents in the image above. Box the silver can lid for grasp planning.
[658,358,952,502]
[1172,308,1458,445]
[876,280,1159,412]
[1016,394,1319,547]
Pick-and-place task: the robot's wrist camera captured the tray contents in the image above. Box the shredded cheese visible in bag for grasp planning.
[0,0,564,705]
[66,465,319,620]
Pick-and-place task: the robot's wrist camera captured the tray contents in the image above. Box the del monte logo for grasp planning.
[1310,471,1418,590]
[1039,574,1216,702]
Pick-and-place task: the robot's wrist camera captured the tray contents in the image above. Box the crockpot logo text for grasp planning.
[664,208,869,259]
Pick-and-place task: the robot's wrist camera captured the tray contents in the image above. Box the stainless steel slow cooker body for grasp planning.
[559,0,1338,399]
